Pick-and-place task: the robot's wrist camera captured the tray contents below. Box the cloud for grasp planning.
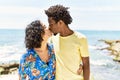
[0,6,46,15]
[0,5,120,30]
[71,6,120,12]
[0,6,48,29]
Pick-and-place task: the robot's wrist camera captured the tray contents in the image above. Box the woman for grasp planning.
[19,20,56,80]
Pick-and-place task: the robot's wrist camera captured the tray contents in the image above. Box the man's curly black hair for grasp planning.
[45,4,72,25]
[25,20,45,49]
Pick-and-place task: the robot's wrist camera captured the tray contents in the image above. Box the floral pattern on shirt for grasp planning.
[19,44,56,80]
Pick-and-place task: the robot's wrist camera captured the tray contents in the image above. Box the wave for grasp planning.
[0,45,25,64]
[89,44,110,50]
[90,59,112,66]
[89,45,98,49]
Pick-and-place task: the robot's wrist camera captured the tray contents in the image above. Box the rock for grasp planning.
[0,63,19,75]
[99,39,120,62]
[99,39,115,46]
[113,55,120,62]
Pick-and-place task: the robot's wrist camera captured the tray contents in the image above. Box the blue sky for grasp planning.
[0,0,120,30]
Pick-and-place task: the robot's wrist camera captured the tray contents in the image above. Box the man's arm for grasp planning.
[82,57,90,80]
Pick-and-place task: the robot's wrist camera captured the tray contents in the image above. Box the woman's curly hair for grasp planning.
[45,4,72,25]
[25,20,45,49]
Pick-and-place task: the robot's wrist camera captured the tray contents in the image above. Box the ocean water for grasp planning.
[0,29,25,63]
[0,29,120,80]
[78,30,120,80]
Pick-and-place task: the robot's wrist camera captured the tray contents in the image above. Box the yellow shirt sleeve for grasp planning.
[79,37,89,57]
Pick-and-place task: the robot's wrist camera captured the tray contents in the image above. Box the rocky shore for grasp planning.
[0,62,19,74]
[98,39,120,62]
[0,62,19,79]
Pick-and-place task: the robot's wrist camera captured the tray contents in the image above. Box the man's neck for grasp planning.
[60,26,73,37]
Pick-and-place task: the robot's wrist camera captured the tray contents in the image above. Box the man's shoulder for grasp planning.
[74,31,86,39]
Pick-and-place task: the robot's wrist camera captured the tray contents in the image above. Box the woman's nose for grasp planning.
[45,27,51,32]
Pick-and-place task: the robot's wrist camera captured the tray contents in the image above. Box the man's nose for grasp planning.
[48,27,51,31]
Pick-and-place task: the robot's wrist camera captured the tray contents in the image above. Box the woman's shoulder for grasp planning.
[20,49,35,61]
[47,43,54,50]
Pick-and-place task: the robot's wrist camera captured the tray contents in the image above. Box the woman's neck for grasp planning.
[34,41,49,63]
[34,41,48,52]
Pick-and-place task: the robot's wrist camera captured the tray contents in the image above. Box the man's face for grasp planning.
[48,17,59,35]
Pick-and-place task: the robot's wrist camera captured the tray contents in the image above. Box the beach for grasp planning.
[0,71,19,80]
[0,29,120,80]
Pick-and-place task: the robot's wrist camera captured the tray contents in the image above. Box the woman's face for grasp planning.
[42,26,52,41]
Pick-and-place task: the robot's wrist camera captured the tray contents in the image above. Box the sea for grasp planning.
[0,29,120,80]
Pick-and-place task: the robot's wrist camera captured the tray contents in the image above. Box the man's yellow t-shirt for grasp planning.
[52,32,90,80]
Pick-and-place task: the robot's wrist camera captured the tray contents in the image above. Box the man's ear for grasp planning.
[58,20,64,25]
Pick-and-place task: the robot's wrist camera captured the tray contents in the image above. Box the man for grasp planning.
[45,5,91,80]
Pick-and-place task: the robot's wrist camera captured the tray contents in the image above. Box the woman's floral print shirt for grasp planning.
[19,44,56,80]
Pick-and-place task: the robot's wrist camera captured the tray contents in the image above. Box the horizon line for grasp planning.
[0,28,120,31]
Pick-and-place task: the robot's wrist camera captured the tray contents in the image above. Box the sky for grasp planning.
[0,0,120,30]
